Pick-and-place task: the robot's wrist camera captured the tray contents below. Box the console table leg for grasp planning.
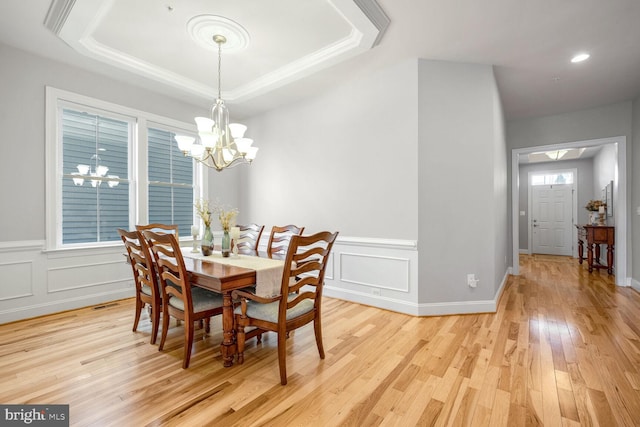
[587,243,594,273]
[607,245,614,275]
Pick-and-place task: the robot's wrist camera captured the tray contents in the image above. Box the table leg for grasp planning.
[577,239,584,264]
[607,244,614,275]
[595,244,601,265]
[221,292,236,367]
[587,243,594,273]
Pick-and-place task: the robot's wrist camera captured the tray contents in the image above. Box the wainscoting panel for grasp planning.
[323,237,421,315]
[0,241,135,324]
[340,252,410,291]
[0,260,34,300]
[48,259,131,293]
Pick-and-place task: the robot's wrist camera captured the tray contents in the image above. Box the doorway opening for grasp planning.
[511,136,627,286]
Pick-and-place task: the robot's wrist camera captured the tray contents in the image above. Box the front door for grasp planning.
[532,184,573,256]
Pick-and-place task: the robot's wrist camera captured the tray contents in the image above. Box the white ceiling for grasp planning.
[1,0,639,120]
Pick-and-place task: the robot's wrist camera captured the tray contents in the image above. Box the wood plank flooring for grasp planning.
[1,254,639,426]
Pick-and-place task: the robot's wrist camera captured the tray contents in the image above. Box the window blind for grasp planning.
[148,127,194,235]
[61,109,130,244]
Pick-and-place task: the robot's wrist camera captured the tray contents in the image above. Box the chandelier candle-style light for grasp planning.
[175,35,258,171]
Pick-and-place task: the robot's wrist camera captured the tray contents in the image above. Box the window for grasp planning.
[148,127,194,231]
[61,109,131,244]
[46,87,202,250]
[530,172,574,186]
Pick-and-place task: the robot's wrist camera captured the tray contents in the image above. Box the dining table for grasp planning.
[180,249,285,367]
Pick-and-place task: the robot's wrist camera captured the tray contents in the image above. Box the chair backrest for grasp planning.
[118,228,159,299]
[267,225,305,256]
[136,223,179,241]
[236,223,265,252]
[141,230,193,314]
[278,231,338,319]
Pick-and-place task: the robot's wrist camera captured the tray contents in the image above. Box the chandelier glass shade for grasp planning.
[70,154,119,188]
[175,34,258,171]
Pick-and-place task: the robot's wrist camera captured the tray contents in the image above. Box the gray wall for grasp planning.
[242,58,508,305]
[0,42,207,242]
[633,96,640,285]
[506,101,634,277]
[241,59,420,238]
[417,60,508,303]
[518,159,594,250]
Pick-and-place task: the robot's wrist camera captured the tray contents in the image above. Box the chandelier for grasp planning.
[70,154,119,188]
[175,34,258,171]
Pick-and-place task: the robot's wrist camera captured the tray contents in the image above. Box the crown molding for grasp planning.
[43,0,77,34]
[49,0,390,103]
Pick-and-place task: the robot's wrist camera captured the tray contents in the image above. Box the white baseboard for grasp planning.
[0,289,134,324]
[631,277,640,292]
[325,268,510,317]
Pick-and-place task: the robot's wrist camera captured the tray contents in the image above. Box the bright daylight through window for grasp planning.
[530,172,574,186]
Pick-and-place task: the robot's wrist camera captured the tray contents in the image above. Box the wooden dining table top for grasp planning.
[182,249,284,293]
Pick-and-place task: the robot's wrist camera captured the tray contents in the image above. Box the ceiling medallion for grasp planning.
[187,15,250,53]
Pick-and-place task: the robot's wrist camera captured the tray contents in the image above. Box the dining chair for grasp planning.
[267,225,305,257]
[118,229,162,344]
[232,231,338,385]
[136,223,179,240]
[236,223,265,252]
[142,230,224,369]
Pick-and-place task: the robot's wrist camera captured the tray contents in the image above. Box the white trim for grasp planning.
[0,240,45,253]
[325,268,509,316]
[630,278,640,292]
[335,235,417,249]
[511,136,628,286]
[0,289,134,324]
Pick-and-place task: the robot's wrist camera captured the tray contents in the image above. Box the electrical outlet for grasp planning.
[371,288,381,296]
[467,274,478,288]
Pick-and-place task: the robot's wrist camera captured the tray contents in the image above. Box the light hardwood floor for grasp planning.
[1,255,639,426]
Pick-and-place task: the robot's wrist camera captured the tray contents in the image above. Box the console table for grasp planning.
[576,225,614,274]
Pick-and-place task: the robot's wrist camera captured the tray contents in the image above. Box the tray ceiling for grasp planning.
[48,0,388,102]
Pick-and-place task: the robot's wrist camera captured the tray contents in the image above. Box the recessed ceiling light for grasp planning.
[571,53,590,63]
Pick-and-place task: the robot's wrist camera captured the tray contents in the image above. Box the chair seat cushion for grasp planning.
[169,287,223,313]
[140,285,153,296]
[234,294,314,323]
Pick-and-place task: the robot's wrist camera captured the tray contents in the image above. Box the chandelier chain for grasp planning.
[217,39,222,100]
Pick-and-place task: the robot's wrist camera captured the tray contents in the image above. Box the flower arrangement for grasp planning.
[215,205,238,231]
[194,198,212,227]
[585,200,606,212]
[194,198,238,231]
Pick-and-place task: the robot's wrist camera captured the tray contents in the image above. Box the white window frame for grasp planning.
[45,87,206,251]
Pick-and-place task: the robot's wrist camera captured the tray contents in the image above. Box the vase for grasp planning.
[588,211,598,225]
[221,230,231,257]
[201,226,214,256]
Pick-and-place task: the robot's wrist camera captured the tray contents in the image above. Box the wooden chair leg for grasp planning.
[158,308,170,351]
[237,322,246,364]
[183,320,194,369]
[132,298,143,332]
[204,318,210,334]
[278,330,288,385]
[150,304,160,345]
[314,317,325,359]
